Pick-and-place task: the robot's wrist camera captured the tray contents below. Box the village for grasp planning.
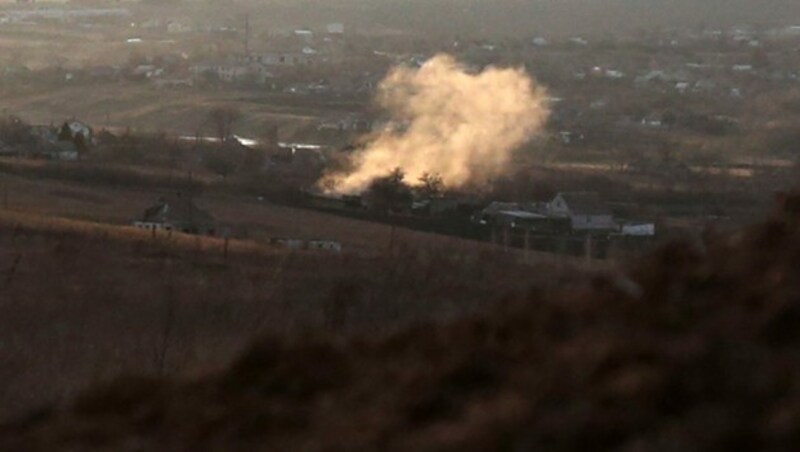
[1,0,799,260]
[0,113,656,258]
[3,2,800,153]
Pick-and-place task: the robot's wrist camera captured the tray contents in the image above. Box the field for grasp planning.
[0,80,353,142]
[0,158,598,420]
[3,185,800,451]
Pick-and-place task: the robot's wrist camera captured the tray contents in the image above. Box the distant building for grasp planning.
[548,192,617,233]
[475,201,569,234]
[67,119,93,142]
[250,52,314,67]
[326,23,345,35]
[22,120,92,160]
[269,237,342,252]
[133,195,217,235]
[620,223,656,237]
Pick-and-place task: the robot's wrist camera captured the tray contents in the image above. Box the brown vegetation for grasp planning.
[0,206,577,422]
[2,192,800,450]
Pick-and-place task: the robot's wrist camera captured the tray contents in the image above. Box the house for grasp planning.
[474,201,570,234]
[133,195,217,235]
[547,192,617,233]
[191,60,248,82]
[192,59,275,84]
[67,119,93,142]
[532,37,549,47]
[24,122,90,160]
[326,23,345,35]
[132,64,162,79]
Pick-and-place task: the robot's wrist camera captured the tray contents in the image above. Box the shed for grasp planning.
[133,195,216,235]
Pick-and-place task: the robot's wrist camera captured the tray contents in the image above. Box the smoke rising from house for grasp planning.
[322,54,550,194]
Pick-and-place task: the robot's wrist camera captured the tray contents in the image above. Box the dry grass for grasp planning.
[0,202,593,420]
[3,193,800,451]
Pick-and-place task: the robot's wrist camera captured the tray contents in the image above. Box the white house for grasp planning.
[133,196,217,235]
[548,192,617,233]
[67,120,93,141]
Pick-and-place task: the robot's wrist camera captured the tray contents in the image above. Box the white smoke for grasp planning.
[321,54,550,194]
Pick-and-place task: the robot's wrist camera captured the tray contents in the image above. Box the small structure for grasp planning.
[308,240,343,252]
[475,201,570,235]
[326,23,345,34]
[269,238,342,252]
[548,192,617,233]
[133,195,216,235]
[47,141,79,161]
[620,222,656,237]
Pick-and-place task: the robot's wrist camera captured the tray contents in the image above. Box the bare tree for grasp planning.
[208,106,242,143]
[416,172,445,198]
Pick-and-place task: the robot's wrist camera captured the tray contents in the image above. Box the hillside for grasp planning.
[2,191,800,449]
[0,163,591,420]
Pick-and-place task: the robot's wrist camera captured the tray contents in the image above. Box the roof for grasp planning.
[497,210,548,220]
[482,202,521,215]
[556,192,612,215]
[142,196,215,226]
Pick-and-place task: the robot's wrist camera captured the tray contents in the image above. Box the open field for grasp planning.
[0,81,354,141]
[0,149,610,420]
[0,198,598,420]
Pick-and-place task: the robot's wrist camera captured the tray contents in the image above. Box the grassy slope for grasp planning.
[0,163,597,420]
[1,204,582,420]
[2,183,800,451]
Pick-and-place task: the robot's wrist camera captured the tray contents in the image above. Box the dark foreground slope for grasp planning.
[4,199,800,451]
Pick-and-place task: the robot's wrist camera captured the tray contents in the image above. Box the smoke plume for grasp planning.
[322,54,549,194]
